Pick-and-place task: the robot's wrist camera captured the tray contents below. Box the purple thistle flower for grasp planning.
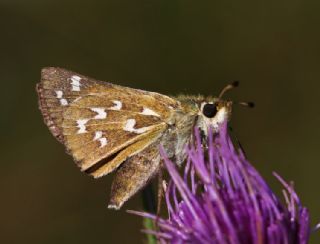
[129,122,318,243]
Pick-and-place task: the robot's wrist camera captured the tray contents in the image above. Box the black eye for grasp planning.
[202,103,217,118]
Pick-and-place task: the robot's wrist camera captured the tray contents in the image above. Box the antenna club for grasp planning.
[232,81,239,87]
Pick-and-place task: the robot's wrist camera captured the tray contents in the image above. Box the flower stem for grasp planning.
[142,184,157,244]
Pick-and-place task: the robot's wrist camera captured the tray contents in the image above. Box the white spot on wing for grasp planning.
[91,108,107,119]
[98,137,107,147]
[55,90,68,106]
[76,119,90,134]
[140,107,160,117]
[93,131,103,140]
[109,100,122,110]
[93,131,107,147]
[55,90,63,98]
[60,99,68,106]
[123,119,150,134]
[71,75,81,91]
[124,119,135,131]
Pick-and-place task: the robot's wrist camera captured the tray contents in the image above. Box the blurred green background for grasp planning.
[1,0,319,243]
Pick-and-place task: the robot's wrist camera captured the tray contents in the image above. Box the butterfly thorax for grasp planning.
[162,95,232,166]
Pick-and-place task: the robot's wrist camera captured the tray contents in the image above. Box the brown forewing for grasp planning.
[37,67,180,177]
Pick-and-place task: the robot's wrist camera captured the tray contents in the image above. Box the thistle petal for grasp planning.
[130,122,317,243]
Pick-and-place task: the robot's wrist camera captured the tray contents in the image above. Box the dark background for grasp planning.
[1,1,319,243]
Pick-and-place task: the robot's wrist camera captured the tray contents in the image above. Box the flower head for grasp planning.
[130,123,318,243]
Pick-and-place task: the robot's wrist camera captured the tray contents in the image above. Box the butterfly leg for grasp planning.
[108,145,161,210]
[156,167,164,215]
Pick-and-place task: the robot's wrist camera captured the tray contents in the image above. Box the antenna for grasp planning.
[218,81,239,99]
[236,101,255,108]
[218,81,255,108]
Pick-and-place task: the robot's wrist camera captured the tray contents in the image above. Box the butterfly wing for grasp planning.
[37,67,179,177]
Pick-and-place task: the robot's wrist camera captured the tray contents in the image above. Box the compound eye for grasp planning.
[202,103,217,118]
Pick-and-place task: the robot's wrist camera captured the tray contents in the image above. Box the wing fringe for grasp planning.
[36,83,64,143]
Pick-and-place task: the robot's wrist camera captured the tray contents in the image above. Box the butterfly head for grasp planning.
[195,81,254,135]
[198,99,232,134]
